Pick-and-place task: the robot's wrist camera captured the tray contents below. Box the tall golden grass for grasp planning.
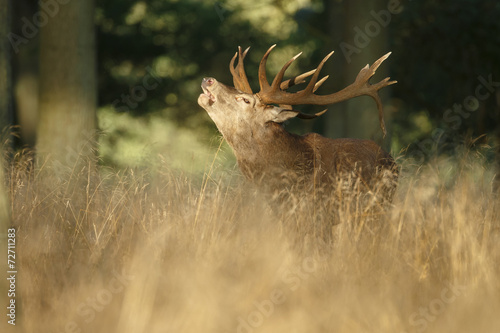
[3,146,500,333]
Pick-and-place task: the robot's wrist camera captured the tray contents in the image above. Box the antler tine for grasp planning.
[229,46,253,94]
[280,72,327,93]
[280,69,316,90]
[372,93,387,137]
[229,52,238,74]
[361,52,392,78]
[313,75,329,93]
[363,76,397,137]
[258,44,276,92]
[300,50,334,94]
[296,109,328,119]
[238,46,252,91]
[270,52,302,90]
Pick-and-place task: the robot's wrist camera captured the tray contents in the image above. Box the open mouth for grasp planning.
[201,86,216,105]
[200,78,216,106]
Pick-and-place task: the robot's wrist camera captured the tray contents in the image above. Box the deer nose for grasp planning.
[202,77,215,88]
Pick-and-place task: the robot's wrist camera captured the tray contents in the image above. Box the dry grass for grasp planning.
[3,148,500,333]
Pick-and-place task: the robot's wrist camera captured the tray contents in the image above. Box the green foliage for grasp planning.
[98,106,236,174]
[391,0,500,144]
[95,0,322,168]
[96,0,319,121]
[94,0,500,168]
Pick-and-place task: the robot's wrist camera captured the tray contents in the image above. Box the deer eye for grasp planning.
[236,96,250,104]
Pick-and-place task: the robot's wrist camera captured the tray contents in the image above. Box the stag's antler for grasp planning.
[230,45,396,135]
[230,46,253,94]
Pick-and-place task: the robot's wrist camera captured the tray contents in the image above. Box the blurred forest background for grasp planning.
[1,2,500,332]
[1,0,499,175]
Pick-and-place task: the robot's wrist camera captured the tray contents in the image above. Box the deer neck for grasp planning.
[222,122,314,182]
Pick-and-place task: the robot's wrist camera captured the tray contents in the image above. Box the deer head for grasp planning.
[198,45,397,196]
[198,45,395,137]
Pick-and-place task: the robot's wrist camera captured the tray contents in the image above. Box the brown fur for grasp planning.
[198,79,398,201]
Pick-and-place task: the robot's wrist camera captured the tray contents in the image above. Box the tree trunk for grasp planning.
[37,0,96,174]
[0,0,13,311]
[324,0,392,148]
[0,0,12,226]
[0,0,13,132]
[495,89,500,194]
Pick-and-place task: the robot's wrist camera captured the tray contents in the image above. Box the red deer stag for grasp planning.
[198,45,398,202]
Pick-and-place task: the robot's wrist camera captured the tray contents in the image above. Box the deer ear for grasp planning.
[269,107,299,123]
[269,106,329,123]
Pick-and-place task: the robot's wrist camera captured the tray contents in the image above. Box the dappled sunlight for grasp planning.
[97,106,236,173]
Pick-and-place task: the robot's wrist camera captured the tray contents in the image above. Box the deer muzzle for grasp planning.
[199,77,217,107]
